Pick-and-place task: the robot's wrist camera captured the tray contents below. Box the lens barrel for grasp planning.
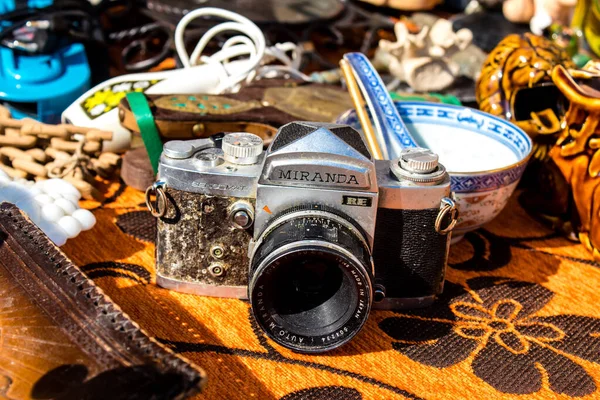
[249,209,373,353]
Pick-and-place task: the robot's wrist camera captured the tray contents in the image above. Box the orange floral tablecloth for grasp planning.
[61,183,600,399]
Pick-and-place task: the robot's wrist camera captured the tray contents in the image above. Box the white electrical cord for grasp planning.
[174,7,310,93]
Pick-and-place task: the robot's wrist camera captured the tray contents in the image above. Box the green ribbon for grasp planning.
[126,92,163,174]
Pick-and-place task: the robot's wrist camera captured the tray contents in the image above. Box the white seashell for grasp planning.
[0,169,9,179]
[72,209,96,230]
[34,194,54,204]
[41,179,81,199]
[41,203,65,222]
[36,219,67,246]
[49,191,63,200]
[57,216,82,239]
[54,198,77,215]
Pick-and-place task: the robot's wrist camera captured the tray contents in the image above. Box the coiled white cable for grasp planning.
[174,7,310,93]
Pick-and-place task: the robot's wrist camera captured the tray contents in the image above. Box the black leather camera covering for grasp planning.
[373,207,448,300]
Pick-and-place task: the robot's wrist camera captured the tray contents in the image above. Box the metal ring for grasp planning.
[145,181,167,218]
[435,197,458,235]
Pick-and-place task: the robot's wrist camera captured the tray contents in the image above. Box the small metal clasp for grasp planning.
[145,181,167,218]
[435,197,458,235]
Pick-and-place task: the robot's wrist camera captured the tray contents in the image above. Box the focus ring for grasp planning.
[248,210,373,353]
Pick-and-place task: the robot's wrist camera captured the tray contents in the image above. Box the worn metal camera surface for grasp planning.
[154,133,264,299]
[152,122,456,353]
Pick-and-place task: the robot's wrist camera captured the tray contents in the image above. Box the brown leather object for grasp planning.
[117,80,353,145]
[121,147,155,192]
[0,203,206,399]
[550,65,600,260]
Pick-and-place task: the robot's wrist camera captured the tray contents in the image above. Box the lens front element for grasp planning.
[249,210,373,353]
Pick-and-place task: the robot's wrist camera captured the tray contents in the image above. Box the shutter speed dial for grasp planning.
[222,132,263,165]
[399,148,439,173]
[390,147,447,184]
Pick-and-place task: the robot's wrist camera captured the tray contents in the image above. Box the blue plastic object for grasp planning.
[0,0,53,13]
[0,44,91,123]
[0,0,91,123]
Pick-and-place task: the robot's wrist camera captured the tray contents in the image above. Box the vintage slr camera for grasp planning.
[149,122,457,353]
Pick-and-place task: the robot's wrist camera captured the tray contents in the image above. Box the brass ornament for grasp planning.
[476,33,575,161]
[263,86,353,122]
[550,64,600,260]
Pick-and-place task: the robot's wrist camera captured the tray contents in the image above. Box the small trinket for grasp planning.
[357,0,441,10]
[503,0,577,35]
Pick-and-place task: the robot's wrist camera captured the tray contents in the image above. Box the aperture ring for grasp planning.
[250,209,372,273]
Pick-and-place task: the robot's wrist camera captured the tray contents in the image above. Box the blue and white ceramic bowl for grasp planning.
[336,101,533,240]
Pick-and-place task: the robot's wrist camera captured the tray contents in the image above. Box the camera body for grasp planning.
[154,122,455,352]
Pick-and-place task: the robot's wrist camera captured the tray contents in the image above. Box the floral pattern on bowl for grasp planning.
[336,101,532,240]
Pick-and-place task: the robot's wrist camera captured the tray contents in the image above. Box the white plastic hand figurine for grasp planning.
[0,172,96,246]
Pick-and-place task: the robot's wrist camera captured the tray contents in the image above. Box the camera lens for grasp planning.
[249,209,373,353]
